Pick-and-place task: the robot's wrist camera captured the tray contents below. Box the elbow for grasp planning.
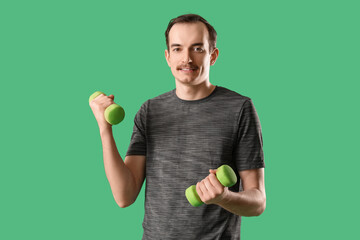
[117,202,129,208]
[255,206,265,216]
[117,201,131,208]
[116,199,134,208]
[255,198,266,216]
[114,192,136,208]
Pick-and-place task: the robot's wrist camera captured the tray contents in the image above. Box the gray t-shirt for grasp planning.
[126,85,265,240]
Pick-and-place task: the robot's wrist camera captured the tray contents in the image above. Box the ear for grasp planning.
[165,49,171,67]
[210,48,219,65]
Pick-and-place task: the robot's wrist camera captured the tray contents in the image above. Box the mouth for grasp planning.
[178,67,198,73]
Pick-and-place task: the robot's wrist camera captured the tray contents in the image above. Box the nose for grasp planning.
[182,50,193,63]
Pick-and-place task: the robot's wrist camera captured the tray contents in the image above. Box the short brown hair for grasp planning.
[165,14,217,53]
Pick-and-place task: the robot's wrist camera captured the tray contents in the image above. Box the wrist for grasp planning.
[217,187,231,205]
[99,125,112,135]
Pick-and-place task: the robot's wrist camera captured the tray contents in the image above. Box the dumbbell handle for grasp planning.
[89,91,125,125]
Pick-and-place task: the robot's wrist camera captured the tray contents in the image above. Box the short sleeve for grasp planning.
[233,99,265,171]
[126,100,148,156]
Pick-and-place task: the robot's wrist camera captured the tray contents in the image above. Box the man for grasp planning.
[90,13,266,240]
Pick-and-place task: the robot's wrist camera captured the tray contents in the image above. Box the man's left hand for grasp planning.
[196,169,230,205]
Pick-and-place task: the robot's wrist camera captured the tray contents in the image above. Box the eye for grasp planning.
[173,48,180,52]
[195,47,204,52]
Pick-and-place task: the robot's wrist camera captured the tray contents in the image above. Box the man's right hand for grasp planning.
[89,93,115,130]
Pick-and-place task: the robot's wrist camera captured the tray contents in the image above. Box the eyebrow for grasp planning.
[170,42,204,48]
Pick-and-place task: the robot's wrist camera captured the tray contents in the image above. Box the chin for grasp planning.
[176,78,200,86]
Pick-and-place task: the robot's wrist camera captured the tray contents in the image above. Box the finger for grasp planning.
[209,169,217,174]
[208,173,223,189]
[93,94,108,104]
[203,177,216,193]
[196,182,203,198]
[93,93,105,102]
[99,96,114,106]
[199,179,210,195]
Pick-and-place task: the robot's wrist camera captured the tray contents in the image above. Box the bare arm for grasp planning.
[214,168,266,216]
[90,93,146,208]
[100,127,146,208]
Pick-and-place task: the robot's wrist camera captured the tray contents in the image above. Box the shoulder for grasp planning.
[138,89,175,110]
[215,86,252,108]
[149,89,174,102]
[217,86,250,99]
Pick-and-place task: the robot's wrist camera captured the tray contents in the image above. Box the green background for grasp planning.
[1,0,359,239]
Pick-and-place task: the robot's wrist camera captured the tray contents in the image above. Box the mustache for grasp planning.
[177,65,198,69]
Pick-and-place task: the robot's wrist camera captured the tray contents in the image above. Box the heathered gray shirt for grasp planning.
[126,85,265,240]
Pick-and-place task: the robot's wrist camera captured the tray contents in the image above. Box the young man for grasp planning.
[90,14,266,240]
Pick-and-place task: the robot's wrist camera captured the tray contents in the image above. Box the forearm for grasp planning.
[100,127,136,207]
[216,188,266,217]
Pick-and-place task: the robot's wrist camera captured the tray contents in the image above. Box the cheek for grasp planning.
[171,66,179,76]
[169,58,179,70]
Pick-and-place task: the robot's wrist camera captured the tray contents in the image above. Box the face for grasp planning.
[165,22,219,86]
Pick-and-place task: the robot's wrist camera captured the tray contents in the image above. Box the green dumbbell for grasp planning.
[185,164,237,207]
[89,91,125,125]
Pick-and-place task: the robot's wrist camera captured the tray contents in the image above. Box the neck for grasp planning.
[175,80,216,101]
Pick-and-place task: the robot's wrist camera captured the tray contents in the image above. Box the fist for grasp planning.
[195,169,229,205]
[89,94,115,129]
